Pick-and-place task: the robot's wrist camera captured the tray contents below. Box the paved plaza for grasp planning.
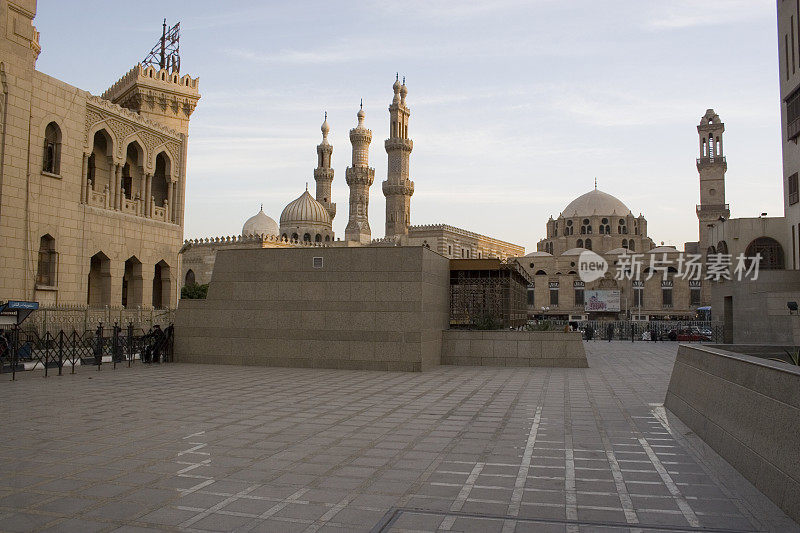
[0,342,797,533]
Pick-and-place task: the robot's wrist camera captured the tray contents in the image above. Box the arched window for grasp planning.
[707,246,716,256]
[622,239,628,249]
[36,234,57,286]
[585,238,592,250]
[315,234,322,242]
[577,239,583,248]
[303,233,311,242]
[599,225,605,234]
[325,235,330,242]
[43,122,61,174]
[282,233,288,240]
[628,240,635,252]
[185,269,196,286]
[580,226,586,234]
[152,260,172,308]
[291,233,298,241]
[717,241,729,255]
[535,269,547,276]
[89,130,113,194]
[153,152,170,207]
[745,237,785,270]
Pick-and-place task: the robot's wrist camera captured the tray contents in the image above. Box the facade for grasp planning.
[519,189,704,321]
[0,0,199,309]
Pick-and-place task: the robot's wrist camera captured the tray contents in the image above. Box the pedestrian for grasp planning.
[607,323,613,342]
[631,323,635,343]
[651,327,657,342]
[0,330,10,360]
[151,325,166,364]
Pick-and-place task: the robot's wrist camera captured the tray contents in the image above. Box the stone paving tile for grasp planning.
[0,342,798,532]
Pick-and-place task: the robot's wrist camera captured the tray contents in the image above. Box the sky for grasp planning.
[35,0,782,252]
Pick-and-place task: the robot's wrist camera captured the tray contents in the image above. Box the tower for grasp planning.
[696,109,730,258]
[383,75,414,239]
[314,113,336,221]
[345,102,375,244]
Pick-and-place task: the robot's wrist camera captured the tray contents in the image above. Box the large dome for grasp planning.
[280,189,331,226]
[242,207,278,236]
[562,189,630,217]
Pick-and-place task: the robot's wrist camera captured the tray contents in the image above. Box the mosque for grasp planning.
[180,78,524,286]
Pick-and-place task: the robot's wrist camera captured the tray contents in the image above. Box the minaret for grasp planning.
[314,113,336,221]
[383,75,415,239]
[345,101,375,244]
[696,109,730,259]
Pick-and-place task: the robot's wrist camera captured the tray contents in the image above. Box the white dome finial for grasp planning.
[357,99,365,124]
[321,111,329,139]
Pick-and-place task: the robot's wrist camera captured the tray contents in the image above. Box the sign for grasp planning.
[585,290,621,312]
[6,301,39,310]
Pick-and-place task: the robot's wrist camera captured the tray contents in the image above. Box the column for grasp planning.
[167,180,174,223]
[139,173,145,216]
[80,153,88,204]
[114,164,122,210]
[144,173,152,217]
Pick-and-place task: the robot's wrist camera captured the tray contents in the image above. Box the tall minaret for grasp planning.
[383,75,415,239]
[345,101,375,244]
[696,109,730,259]
[314,113,336,221]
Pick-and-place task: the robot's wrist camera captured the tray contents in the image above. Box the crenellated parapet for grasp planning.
[182,233,330,248]
[101,64,201,133]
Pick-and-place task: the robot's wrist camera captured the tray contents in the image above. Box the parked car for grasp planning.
[676,327,711,342]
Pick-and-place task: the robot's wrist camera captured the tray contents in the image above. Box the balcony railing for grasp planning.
[696,203,729,214]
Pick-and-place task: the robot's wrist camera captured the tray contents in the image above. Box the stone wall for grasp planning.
[442,330,588,367]
[174,246,450,371]
[665,344,800,522]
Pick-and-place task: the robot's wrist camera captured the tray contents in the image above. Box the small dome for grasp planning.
[393,77,401,93]
[648,245,679,254]
[242,207,279,236]
[525,251,553,257]
[562,247,588,256]
[606,247,630,255]
[321,114,330,137]
[280,189,331,226]
[562,189,630,217]
[400,81,408,99]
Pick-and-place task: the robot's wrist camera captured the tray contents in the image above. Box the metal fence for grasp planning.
[23,306,175,337]
[544,319,724,342]
[0,323,174,381]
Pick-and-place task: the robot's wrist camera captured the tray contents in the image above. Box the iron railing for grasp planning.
[541,319,724,343]
[23,306,174,337]
[0,322,173,381]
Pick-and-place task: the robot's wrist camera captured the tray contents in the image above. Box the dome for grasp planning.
[648,245,679,254]
[562,247,588,256]
[525,251,553,257]
[562,189,630,217]
[606,247,630,255]
[242,207,278,236]
[280,189,331,226]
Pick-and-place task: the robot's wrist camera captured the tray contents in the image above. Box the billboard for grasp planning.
[585,290,620,312]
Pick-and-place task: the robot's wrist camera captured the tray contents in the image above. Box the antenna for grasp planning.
[142,19,181,73]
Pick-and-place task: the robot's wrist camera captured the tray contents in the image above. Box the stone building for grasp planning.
[0,0,199,309]
[518,190,705,321]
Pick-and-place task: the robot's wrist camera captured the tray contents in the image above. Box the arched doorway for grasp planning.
[122,256,143,308]
[88,252,111,306]
[152,260,172,308]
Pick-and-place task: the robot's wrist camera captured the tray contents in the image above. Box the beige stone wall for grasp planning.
[442,330,587,367]
[174,247,450,371]
[0,1,195,309]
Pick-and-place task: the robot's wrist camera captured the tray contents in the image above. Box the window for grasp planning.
[574,289,584,306]
[690,287,701,306]
[628,240,635,252]
[662,287,673,308]
[549,286,559,306]
[448,245,452,256]
[315,234,322,242]
[789,173,798,205]
[745,237,785,270]
[622,239,628,249]
[291,233,298,241]
[787,86,800,141]
[42,122,61,175]
[585,238,592,250]
[527,286,535,305]
[36,234,57,286]
[303,233,311,242]
[185,269,195,286]
[577,239,583,248]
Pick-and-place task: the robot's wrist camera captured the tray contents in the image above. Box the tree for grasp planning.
[181,282,208,299]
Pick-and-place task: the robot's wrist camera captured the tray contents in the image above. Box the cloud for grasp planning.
[643,0,772,30]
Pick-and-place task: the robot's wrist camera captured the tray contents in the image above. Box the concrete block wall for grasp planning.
[442,330,588,367]
[174,246,450,371]
[665,344,800,523]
